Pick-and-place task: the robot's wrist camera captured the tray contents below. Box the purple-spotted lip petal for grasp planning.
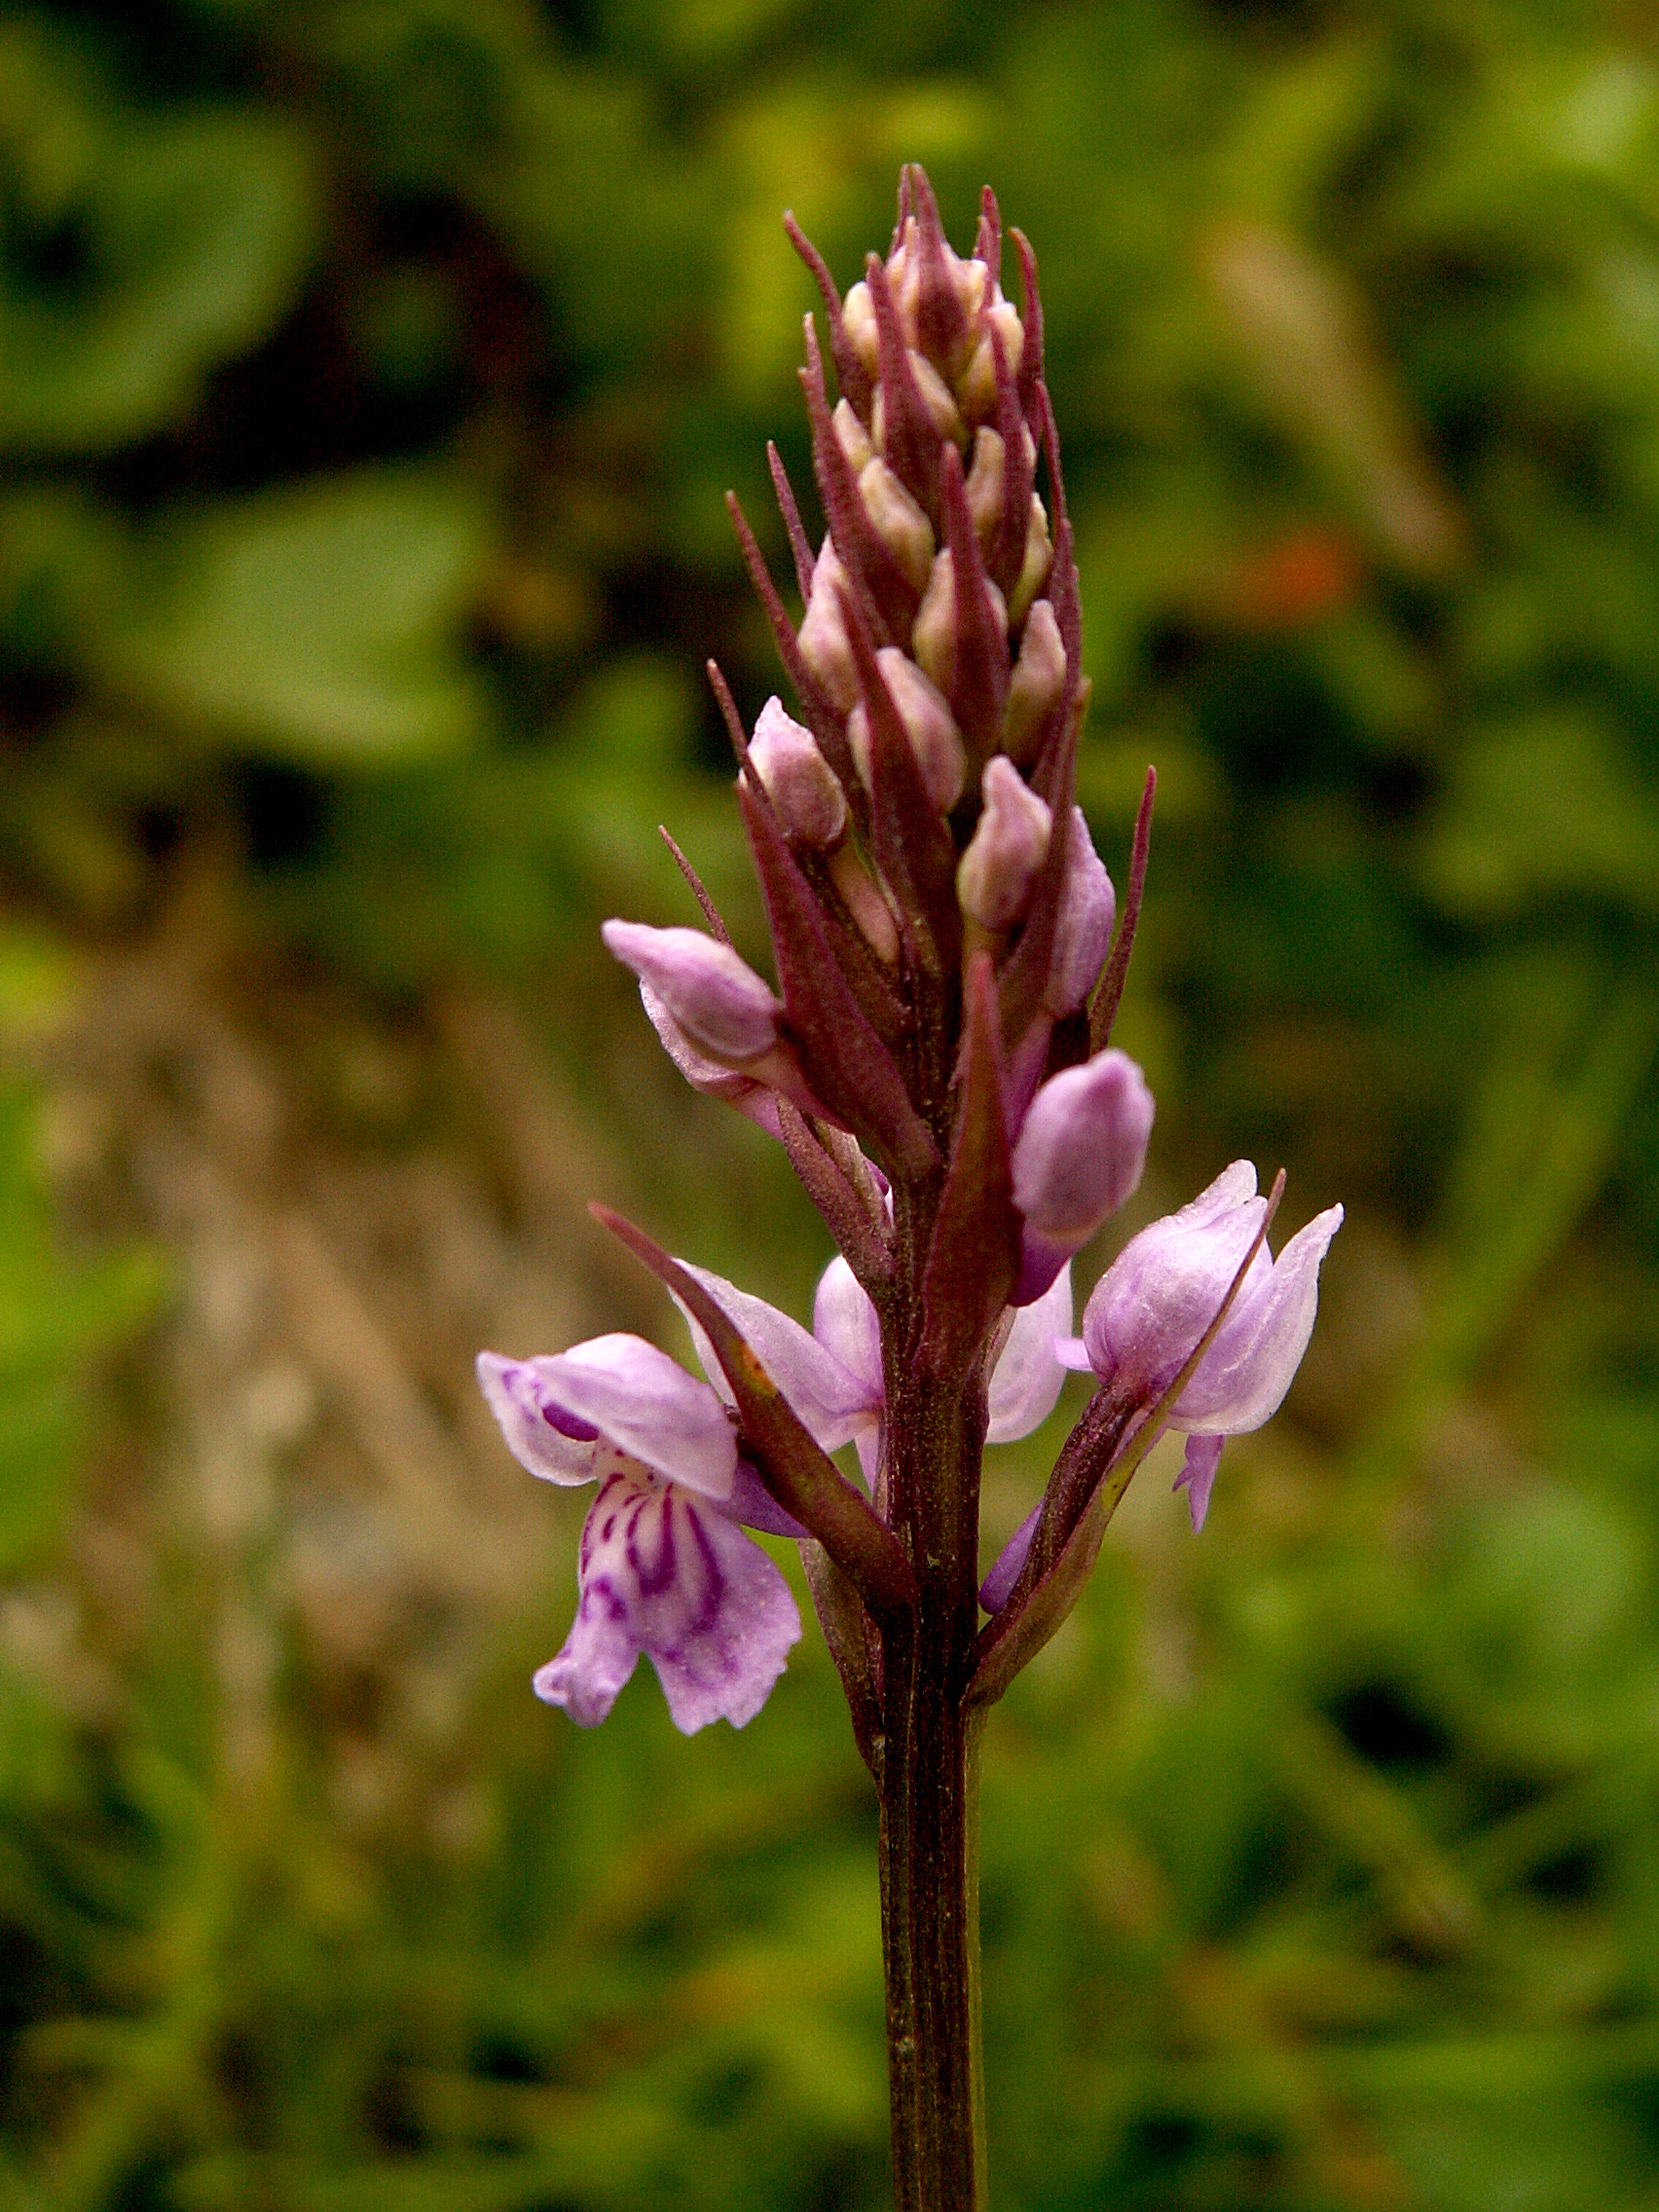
[535,1464,802,1733]
[676,1259,879,1453]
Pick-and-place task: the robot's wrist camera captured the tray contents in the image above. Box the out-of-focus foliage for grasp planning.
[3,0,1659,2205]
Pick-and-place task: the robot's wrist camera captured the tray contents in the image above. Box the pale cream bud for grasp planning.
[847,647,966,814]
[797,537,859,712]
[957,756,1052,930]
[911,549,1010,695]
[829,843,901,964]
[859,459,935,591]
[1007,495,1054,628]
[1002,599,1068,763]
[832,396,873,474]
[906,350,966,445]
[965,427,1006,549]
[959,296,1026,419]
[841,280,880,380]
[748,695,847,848]
[870,356,967,458]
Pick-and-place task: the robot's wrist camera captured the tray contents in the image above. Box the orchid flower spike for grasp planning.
[1058,1162,1343,1530]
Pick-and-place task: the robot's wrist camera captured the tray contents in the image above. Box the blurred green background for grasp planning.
[4,1,1659,2205]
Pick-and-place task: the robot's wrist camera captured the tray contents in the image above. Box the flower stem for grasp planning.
[877,1327,989,2210]
[879,1620,986,2210]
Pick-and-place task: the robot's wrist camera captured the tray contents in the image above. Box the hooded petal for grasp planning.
[986,1264,1073,1441]
[1174,1204,1344,1433]
[1080,1166,1269,1392]
[485,1333,736,1501]
[676,1261,876,1452]
[476,1351,602,1486]
[534,1466,801,1732]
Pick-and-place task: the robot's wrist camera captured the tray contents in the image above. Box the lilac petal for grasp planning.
[986,1263,1073,1441]
[517,1333,737,1500]
[1175,1204,1344,1433]
[1043,808,1116,1018]
[639,982,784,1139]
[675,1261,876,1451]
[1013,1229,1072,1309]
[535,1467,801,1733]
[1173,1434,1224,1532]
[476,1352,601,1486]
[812,1256,886,1408]
[1080,1189,1268,1385]
[1171,1159,1258,1230]
[1053,1332,1092,1371]
[726,1458,810,1539]
[979,1496,1042,1612]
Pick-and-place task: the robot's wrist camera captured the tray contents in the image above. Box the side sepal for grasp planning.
[593,1205,919,1623]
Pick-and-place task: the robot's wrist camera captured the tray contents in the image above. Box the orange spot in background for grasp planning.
[1221,526,1366,629]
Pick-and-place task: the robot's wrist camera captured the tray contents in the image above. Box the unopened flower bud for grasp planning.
[748,696,847,849]
[912,550,1010,696]
[957,756,1051,930]
[1008,496,1054,628]
[965,427,1005,549]
[1071,1163,1344,1452]
[1011,1050,1153,1302]
[797,537,859,711]
[906,350,966,445]
[603,920,781,1063]
[960,296,1026,419]
[859,459,935,591]
[869,351,965,458]
[841,279,880,379]
[833,396,873,473]
[1002,598,1067,763]
[1043,807,1117,1016]
[848,647,966,813]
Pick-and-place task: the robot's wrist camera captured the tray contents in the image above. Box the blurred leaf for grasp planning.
[1426,713,1659,918]
[0,27,316,452]
[99,470,491,762]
